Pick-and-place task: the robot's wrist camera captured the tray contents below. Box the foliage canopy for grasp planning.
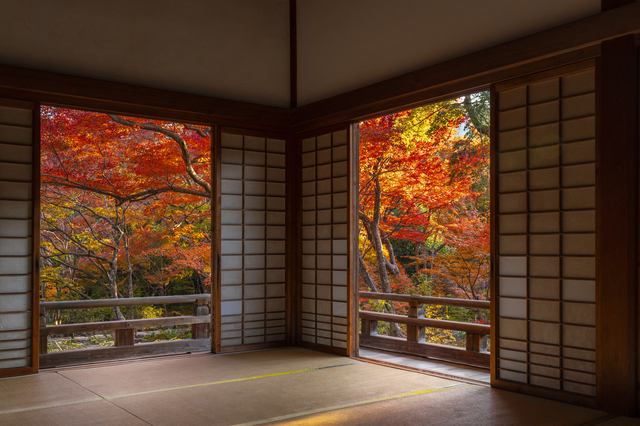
[40,107,212,322]
[358,93,490,343]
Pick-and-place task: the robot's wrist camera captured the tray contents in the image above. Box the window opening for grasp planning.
[39,106,212,363]
[358,92,491,369]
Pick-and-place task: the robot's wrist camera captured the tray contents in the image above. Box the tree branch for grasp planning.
[108,115,212,195]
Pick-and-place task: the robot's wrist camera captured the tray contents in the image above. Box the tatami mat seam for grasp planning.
[0,397,103,416]
[230,383,468,426]
[60,372,155,426]
[104,362,364,400]
[0,372,154,425]
[0,361,364,417]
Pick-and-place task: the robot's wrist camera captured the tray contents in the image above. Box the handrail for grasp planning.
[358,292,490,368]
[359,311,490,334]
[359,291,489,309]
[41,315,210,336]
[41,294,211,310]
[39,295,211,366]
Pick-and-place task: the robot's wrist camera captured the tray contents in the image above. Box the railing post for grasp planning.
[465,333,487,352]
[115,327,135,347]
[407,300,425,343]
[192,299,210,339]
[361,318,378,336]
[39,307,48,354]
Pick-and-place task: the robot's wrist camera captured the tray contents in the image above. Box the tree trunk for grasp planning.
[108,203,125,321]
[122,208,135,319]
[358,252,379,292]
[361,176,405,337]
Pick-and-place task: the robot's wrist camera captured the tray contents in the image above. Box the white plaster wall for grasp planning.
[0,0,290,107]
[297,0,601,105]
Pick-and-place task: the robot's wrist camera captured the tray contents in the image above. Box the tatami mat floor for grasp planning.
[0,347,638,425]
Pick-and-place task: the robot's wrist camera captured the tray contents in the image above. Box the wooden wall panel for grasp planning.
[492,62,598,403]
[0,98,37,377]
[218,130,289,351]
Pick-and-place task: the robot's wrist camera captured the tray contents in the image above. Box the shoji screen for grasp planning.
[492,63,597,399]
[298,127,355,355]
[0,99,37,376]
[218,130,287,351]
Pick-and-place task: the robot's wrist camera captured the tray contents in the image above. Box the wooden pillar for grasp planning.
[39,307,48,354]
[596,34,638,416]
[406,300,425,343]
[361,318,378,336]
[212,127,222,354]
[466,333,487,352]
[289,0,297,108]
[114,329,135,347]
[286,135,302,348]
[192,299,210,340]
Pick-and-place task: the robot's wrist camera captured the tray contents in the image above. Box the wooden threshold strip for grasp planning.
[356,355,490,387]
[39,339,211,369]
[360,334,490,368]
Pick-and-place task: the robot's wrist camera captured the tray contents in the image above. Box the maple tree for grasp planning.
[420,210,490,321]
[358,93,490,339]
[40,107,211,321]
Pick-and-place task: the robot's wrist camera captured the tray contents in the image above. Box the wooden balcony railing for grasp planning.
[39,294,211,368]
[359,291,490,367]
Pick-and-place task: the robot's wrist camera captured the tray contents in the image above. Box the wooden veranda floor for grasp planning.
[359,347,491,385]
[0,347,638,425]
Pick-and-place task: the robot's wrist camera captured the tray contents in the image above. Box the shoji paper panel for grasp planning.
[219,132,287,348]
[0,99,35,373]
[494,66,596,397]
[300,129,351,351]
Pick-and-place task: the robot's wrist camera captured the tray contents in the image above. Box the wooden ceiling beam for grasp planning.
[0,63,293,132]
[294,1,640,131]
[602,0,636,12]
